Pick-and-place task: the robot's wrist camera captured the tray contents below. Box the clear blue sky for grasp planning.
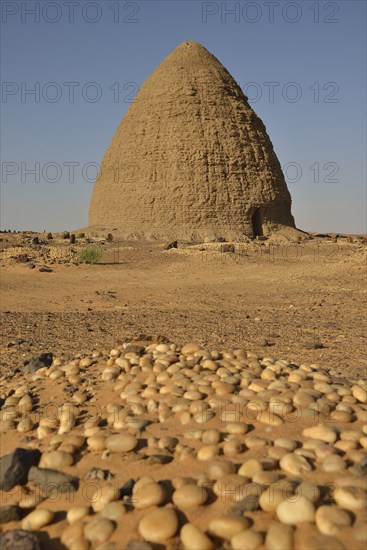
[1,0,366,233]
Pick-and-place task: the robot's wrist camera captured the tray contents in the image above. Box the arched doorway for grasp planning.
[252,207,264,237]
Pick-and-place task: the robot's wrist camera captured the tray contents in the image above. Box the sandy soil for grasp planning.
[0,232,366,550]
[0,233,366,377]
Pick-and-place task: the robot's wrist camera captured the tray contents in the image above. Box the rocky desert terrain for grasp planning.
[0,231,366,549]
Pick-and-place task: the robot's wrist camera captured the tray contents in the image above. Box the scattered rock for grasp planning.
[305,340,325,349]
[259,338,270,347]
[83,467,114,481]
[28,466,78,494]
[21,508,54,530]
[39,266,53,273]
[0,448,41,490]
[173,483,208,507]
[220,244,235,253]
[279,453,312,475]
[0,529,42,550]
[138,508,178,542]
[276,496,315,524]
[24,353,53,374]
[84,516,115,544]
[66,505,90,525]
[334,485,367,510]
[39,450,73,469]
[146,454,173,465]
[315,505,351,536]
[180,523,214,550]
[0,505,23,524]
[106,433,138,453]
[229,494,260,515]
[164,240,178,250]
[208,516,250,539]
[133,481,166,509]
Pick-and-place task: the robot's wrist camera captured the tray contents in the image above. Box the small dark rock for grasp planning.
[120,478,135,497]
[0,448,41,490]
[31,237,39,245]
[28,466,78,495]
[147,454,173,465]
[24,353,53,374]
[229,494,260,515]
[220,243,235,253]
[0,505,23,524]
[106,233,114,243]
[84,467,114,481]
[78,232,85,238]
[62,231,70,239]
[39,266,53,273]
[349,455,367,476]
[305,341,325,349]
[26,262,35,269]
[259,338,269,347]
[135,452,148,460]
[16,254,28,263]
[0,529,42,550]
[164,240,178,250]
[46,232,53,240]
[69,234,76,244]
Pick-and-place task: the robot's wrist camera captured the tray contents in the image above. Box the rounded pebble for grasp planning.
[134,482,166,509]
[173,484,208,507]
[180,523,214,550]
[138,508,178,542]
[231,529,263,550]
[276,496,315,524]
[208,517,250,539]
[315,505,351,535]
[106,433,138,453]
[84,517,115,544]
[21,509,54,530]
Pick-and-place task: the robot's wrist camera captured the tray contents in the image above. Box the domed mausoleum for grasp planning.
[89,41,296,241]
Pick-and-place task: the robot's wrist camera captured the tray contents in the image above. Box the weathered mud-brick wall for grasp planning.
[89,41,296,241]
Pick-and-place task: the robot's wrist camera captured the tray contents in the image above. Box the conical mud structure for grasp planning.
[89,41,297,241]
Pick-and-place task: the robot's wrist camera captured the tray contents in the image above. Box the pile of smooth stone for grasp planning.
[0,341,366,549]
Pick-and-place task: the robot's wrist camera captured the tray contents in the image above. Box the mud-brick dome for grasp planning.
[89,41,296,240]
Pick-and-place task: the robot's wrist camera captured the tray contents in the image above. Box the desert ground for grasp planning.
[0,231,366,549]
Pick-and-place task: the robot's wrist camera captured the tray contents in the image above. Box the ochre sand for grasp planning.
[0,232,366,549]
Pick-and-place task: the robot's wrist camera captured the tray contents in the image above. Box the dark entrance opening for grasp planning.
[252,207,264,237]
